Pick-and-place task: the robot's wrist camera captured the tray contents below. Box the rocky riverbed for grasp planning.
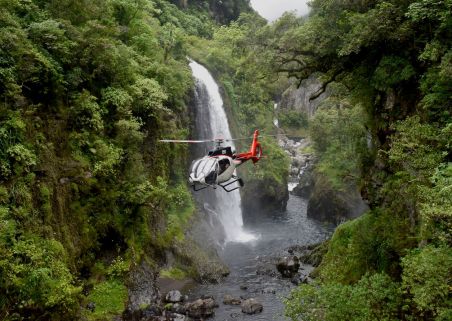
[179,194,334,321]
[121,195,333,321]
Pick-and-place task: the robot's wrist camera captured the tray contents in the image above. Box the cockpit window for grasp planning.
[218,158,231,175]
[191,157,219,184]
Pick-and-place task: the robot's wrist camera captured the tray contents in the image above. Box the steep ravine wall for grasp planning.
[188,57,290,221]
[278,76,369,224]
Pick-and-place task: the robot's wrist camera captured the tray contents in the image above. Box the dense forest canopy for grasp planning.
[256,1,452,320]
[0,0,451,320]
[0,0,201,318]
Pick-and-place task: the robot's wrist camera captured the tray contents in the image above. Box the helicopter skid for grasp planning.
[219,177,244,192]
[190,177,244,192]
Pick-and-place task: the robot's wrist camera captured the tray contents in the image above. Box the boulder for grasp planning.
[241,178,289,222]
[290,274,308,286]
[276,256,300,278]
[239,284,248,290]
[185,298,217,319]
[169,303,186,314]
[307,174,368,224]
[223,294,241,305]
[261,287,276,294]
[241,298,263,314]
[165,290,183,303]
[124,261,160,318]
[86,302,96,312]
[170,313,186,321]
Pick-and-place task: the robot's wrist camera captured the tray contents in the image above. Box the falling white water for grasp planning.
[273,103,279,127]
[188,59,256,243]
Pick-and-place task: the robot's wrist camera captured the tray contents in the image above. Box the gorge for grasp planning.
[0,1,450,320]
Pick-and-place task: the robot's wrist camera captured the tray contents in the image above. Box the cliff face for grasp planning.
[278,75,368,224]
[241,177,289,222]
[279,74,329,118]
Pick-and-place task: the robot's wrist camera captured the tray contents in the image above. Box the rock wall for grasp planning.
[278,75,368,224]
[279,74,330,118]
[306,174,369,224]
[241,177,289,223]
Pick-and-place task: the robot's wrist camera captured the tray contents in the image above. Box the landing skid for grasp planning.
[219,177,244,192]
[190,177,244,193]
[192,184,209,191]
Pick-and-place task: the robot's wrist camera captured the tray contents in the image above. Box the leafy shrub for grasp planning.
[285,273,401,321]
[0,236,81,316]
[85,279,127,320]
[130,78,169,119]
[401,246,452,319]
[279,110,308,129]
[70,91,105,132]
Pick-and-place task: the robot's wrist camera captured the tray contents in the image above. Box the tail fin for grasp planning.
[250,129,262,163]
[235,130,262,164]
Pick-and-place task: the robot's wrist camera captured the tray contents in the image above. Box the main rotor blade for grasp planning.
[223,137,254,141]
[159,139,214,143]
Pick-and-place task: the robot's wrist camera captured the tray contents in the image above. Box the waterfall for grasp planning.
[188,59,255,243]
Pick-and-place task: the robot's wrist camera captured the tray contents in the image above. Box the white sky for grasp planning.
[250,0,310,21]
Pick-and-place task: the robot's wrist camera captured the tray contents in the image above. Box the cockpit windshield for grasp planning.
[190,157,219,184]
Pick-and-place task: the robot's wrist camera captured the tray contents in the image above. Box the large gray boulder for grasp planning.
[223,294,241,305]
[307,174,369,224]
[123,261,160,320]
[241,298,263,314]
[165,290,183,303]
[185,298,218,319]
[276,255,300,278]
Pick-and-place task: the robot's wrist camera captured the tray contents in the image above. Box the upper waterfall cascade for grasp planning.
[188,59,256,243]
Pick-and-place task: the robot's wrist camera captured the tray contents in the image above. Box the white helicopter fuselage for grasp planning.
[189,155,242,186]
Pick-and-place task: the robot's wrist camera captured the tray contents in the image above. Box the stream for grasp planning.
[187,195,334,321]
[187,59,334,320]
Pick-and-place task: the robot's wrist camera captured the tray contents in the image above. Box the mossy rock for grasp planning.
[307,173,368,224]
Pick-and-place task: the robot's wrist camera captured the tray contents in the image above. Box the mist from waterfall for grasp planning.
[188,59,256,243]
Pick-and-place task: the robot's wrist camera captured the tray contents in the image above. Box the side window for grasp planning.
[218,158,230,174]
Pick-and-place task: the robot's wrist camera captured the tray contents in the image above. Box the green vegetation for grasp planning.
[0,0,211,319]
[279,110,308,131]
[188,13,290,188]
[0,0,284,318]
[160,267,187,280]
[250,1,452,320]
[2,0,450,320]
[85,280,128,320]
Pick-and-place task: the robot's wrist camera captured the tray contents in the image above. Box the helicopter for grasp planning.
[159,129,263,192]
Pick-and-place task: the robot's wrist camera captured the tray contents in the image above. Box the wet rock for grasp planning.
[290,167,299,176]
[170,235,229,284]
[169,303,186,314]
[279,75,329,118]
[241,298,263,314]
[59,177,71,184]
[169,313,186,321]
[223,294,241,305]
[276,255,300,278]
[261,287,276,294]
[165,290,183,303]
[125,261,160,317]
[86,302,96,312]
[256,265,278,277]
[123,304,162,321]
[241,178,289,221]
[290,274,308,286]
[185,298,217,319]
[307,174,368,224]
